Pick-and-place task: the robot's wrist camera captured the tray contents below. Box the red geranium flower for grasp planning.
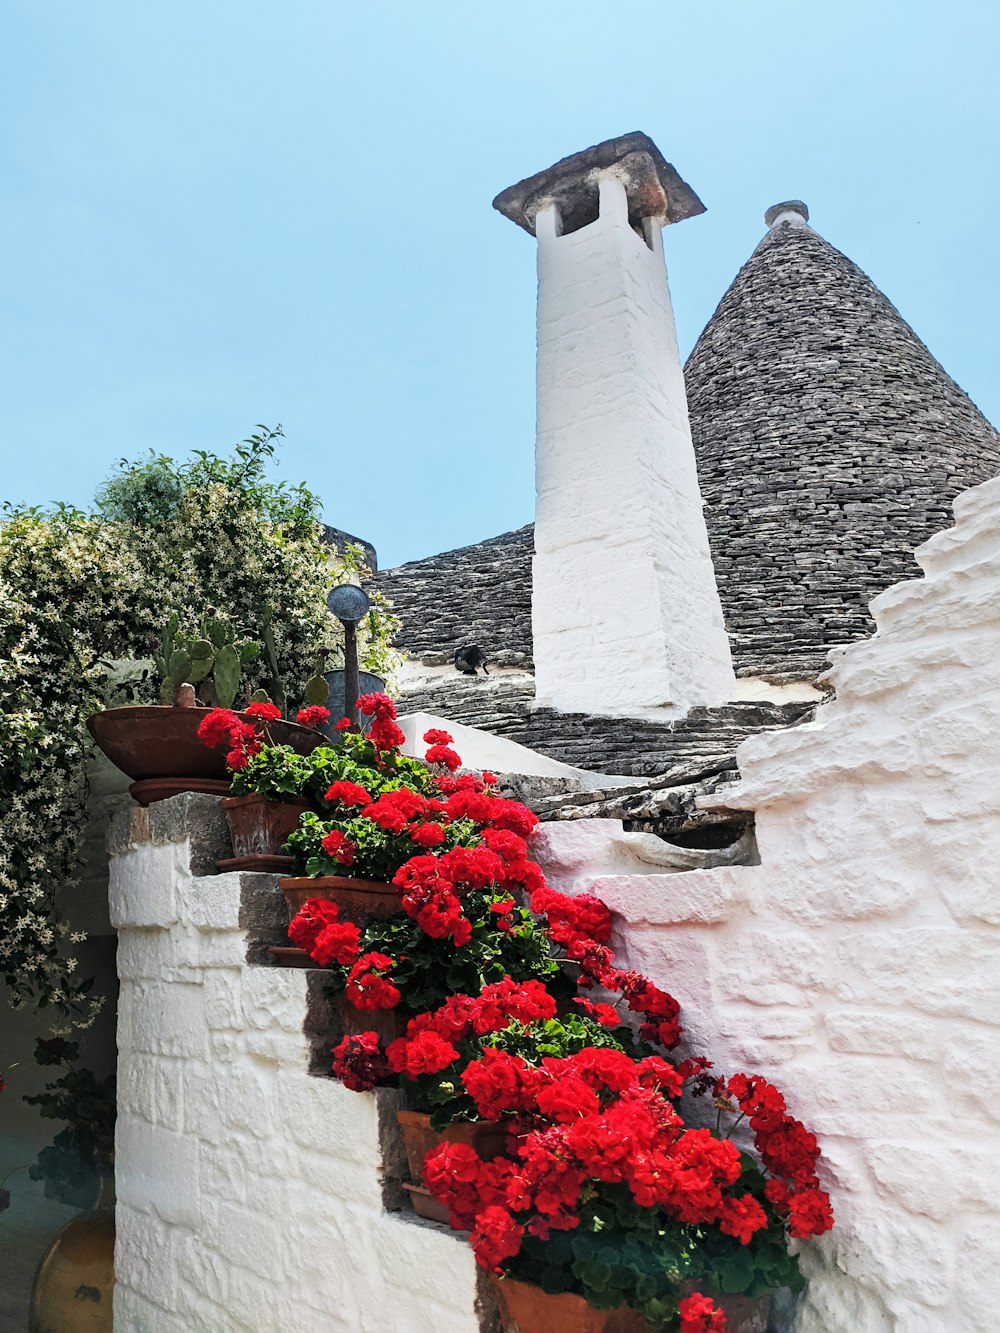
[678,1292,727,1332]
[244,701,282,723]
[296,704,331,729]
[325,780,372,808]
[331,1032,392,1092]
[321,828,356,867]
[197,707,240,749]
[345,953,401,1010]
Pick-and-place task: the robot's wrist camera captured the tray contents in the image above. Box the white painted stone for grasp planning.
[112,836,482,1331]
[115,1117,201,1229]
[108,842,184,928]
[532,475,1000,1330]
[528,169,733,718]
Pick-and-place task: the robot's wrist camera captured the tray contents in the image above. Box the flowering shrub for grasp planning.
[282,701,834,1329]
[0,429,399,1052]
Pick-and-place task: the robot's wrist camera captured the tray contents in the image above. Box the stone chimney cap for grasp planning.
[493,132,706,236]
[764,200,810,228]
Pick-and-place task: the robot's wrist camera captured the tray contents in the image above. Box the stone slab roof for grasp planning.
[391,671,814,780]
[375,216,999,683]
[685,218,1000,675]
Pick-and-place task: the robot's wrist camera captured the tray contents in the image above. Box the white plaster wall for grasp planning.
[535,476,1000,1331]
[532,175,734,719]
[109,808,481,1333]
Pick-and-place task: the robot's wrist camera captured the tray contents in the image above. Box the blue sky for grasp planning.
[3,2,998,568]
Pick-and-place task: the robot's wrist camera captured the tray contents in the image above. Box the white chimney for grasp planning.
[494,134,735,719]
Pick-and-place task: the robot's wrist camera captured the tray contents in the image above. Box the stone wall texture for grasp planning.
[533,474,1000,1331]
[108,796,481,1333]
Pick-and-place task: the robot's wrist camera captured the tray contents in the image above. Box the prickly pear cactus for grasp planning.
[213,643,241,709]
[304,673,329,706]
[187,639,215,684]
[167,648,190,682]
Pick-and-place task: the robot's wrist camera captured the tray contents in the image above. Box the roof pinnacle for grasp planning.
[764,200,810,229]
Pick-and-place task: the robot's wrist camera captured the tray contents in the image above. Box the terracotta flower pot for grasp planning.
[280,874,403,927]
[397,1110,509,1187]
[490,1276,650,1333]
[397,1110,510,1224]
[218,793,311,871]
[87,705,324,805]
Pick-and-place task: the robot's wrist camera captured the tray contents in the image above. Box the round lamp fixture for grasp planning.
[327,584,371,624]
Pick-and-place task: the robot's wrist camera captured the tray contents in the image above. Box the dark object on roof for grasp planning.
[685,214,1000,675]
[493,132,705,237]
[455,646,489,676]
[374,526,533,668]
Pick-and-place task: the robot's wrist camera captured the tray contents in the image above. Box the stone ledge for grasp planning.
[108,791,229,875]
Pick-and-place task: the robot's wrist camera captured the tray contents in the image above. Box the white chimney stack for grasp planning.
[494,133,735,719]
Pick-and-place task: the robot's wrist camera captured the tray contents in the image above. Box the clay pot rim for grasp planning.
[221,793,313,809]
[279,874,394,893]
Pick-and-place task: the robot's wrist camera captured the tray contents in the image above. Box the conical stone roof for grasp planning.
[685,209,1000,677]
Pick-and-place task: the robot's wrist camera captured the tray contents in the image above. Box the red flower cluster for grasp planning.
[425,1061,774,1269]
[358,692,406,752]
[345,952,401,1010]
[320,827,356,868]
[196,707,263,770]
[678,1292,727,1332]
[244,700,282,724]
[324,779,372,808]
[361,787,429,833]
[295,704,331,729]
[719,1074,833,1238]
[386,1030,459,1077]
[287,898,361,968]
[390,846,509,948]
[331,1032,393,1092]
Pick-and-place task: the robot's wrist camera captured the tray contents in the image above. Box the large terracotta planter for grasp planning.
[29,1170,115,1332]
[281,874,402,927]
[218,793,311,871]
[490,1276,650,1333]
[87,705,324,805]
[397,1110,509,1223]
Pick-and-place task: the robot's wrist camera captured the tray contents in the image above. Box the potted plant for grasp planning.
[298,726,834,1332]
[88,611,324,804]
[8,1039,119,1332]
[280,695,497,924]
[197,701,332,871]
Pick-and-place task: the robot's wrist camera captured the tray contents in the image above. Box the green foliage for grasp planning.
[94,425,320,535]
[325,892,571,1049]
[227,745,317,803]
[24,1038,116,1209]
[509,1182,803,1330]
[0,428,400,1026]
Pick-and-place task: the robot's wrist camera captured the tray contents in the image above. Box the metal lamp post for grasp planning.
[326,583,372,729]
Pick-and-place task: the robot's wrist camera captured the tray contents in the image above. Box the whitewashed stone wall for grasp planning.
[535,475,1000,1332]
[108,796,482,1333]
